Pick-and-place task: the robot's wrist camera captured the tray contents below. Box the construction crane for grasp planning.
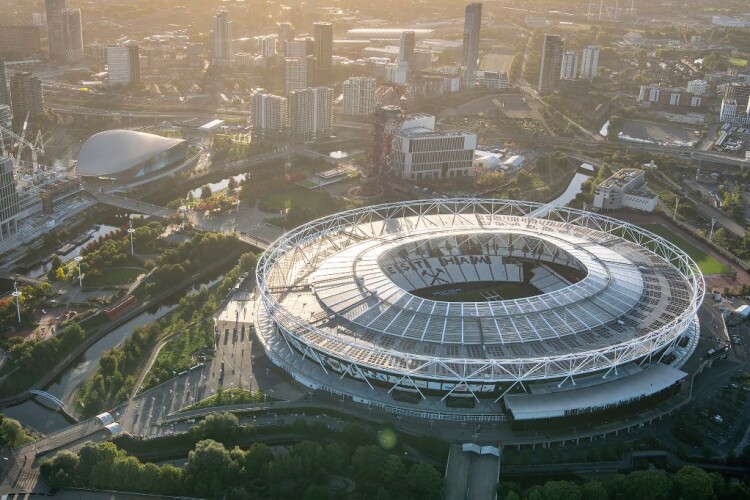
[0,118,45,177]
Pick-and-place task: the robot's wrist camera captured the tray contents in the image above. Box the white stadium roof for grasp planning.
[76,130,185,177]
[257,200,703,384]
[504,363,687,420]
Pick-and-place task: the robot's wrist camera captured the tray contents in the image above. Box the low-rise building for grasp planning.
[593,168,657,212]
[391,114,476,180]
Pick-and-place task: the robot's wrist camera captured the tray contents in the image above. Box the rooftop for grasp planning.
[76,130,185,177]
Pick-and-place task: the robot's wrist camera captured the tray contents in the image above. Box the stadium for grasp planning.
[255,200,704,423]
[75,130,194,187]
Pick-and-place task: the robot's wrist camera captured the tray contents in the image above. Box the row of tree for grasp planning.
[41,413,443,499]
[77,253,258,415]
[0,323,85,396]
[500,466,750,500]
[73,222,164,283]
[140,232,243,297]
[0,282,51,331]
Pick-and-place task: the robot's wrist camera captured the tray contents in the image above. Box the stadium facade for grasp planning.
[75,130,193,186]
[255,200,704,422]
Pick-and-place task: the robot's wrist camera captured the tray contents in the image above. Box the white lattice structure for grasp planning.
[255,199,704,419]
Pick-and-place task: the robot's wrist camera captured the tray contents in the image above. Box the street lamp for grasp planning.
[74,253,83,288]
[127,220,135,255]
[11,281,21,323]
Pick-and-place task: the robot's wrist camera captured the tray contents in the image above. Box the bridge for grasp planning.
[0,413,120,495]
[0,272,45,286]
[88,190,178,219]
[29,390,64,410]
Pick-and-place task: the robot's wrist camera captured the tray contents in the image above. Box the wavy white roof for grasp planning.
[76,130,185,176]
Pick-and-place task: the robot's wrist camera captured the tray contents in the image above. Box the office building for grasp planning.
[0,156,19,242]
[399,31,416,67]
[250,93,287,140]
[10,72,43,118]
[0,60,9,109]
[462,2,482,88]
[46,0,66,60]
[288,87,333,142]
[212,10,233,67]
[0,26,42,58]
[313,22,333,81]
[59,8,84,63]
[391,113,477,180]
[560,50,578,80]
[107,42,140,86]
[580,45,600,80]
[538,34,564,93]
[342,77,376,116]
[285,56,316,94]
[593,169,657,212]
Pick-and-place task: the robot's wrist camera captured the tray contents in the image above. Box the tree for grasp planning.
[55,267,66,281]
[201,185,212,200]
[673,466,714,500]
[190,412,240,443]
[0,417,31,448]
[48,256,63,280]
[544,480,582,500]
[157,464,184,496]
[581,480,609,500]
[407,463,443,499]
[40,450,79,488]
[352,445,388,487]
[619,470,671,500]
[187,439,236,498]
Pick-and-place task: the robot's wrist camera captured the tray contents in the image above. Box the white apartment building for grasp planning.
[250,93,287,140]
[288,87,334,142]
[560,50,578,80]
[285,56,316,94]
[593,169,657,212]
[342,77,376,116]
[212,10,233,66]
[107,42,140,86]
[580,45,599,80]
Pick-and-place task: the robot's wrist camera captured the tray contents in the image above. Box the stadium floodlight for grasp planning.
[11,281,21,323]
[127,220,135,255]
[74,253,83,288]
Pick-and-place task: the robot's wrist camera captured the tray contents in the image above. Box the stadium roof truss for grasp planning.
[257,199,704,386]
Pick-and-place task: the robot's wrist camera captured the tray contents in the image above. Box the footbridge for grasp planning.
[88,191,178,219]
[29,390,64,410]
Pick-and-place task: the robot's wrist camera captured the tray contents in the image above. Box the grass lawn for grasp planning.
[640,224,731,275]
[259,188,334,213]
[90,267,147,286]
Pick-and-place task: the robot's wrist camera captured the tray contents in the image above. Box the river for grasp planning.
[2,273,227,434]
[25,224,120,279]
[548,171,592,208]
